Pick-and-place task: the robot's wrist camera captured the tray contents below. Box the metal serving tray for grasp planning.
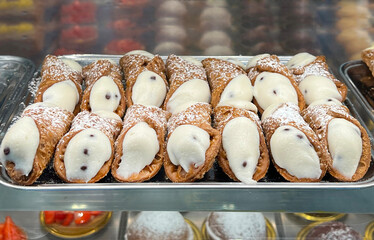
[0,54,374,212]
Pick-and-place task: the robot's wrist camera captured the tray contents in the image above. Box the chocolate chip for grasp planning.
[150,76,156,80]
[90,134,94,137]
[115,94,118,98]
[105,93,111,100]
[297,134,303,139]
[229,92,234,98]
[83,149,89,155]
[192,135,197,140]
[242,161,247,167]
[284,128,290,131]
[3,147,10,155]
[81,166,87,171]
[260,77,264,81]
[273,90,277,95]
[328,99,332,102]
[309,143,313,148]
[304,90,308,94]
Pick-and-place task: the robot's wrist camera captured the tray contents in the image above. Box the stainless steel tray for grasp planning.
[0,54,374,212]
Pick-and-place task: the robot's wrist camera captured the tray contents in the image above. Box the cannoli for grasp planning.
[302,103,371,181]
[54,111,122,183]
[261,103,328,182]
[0,102,74,185]
[164,103,221,182]
[81,60,126,117]
[202,58,257,112]
[286,52,347,105]
[163,54,211,114]
[247,55,305,113]
[34,55,83,115]
[112,104,170,182]
[361,46,374,77]
[119,50,168,108]
[214,106,269,183]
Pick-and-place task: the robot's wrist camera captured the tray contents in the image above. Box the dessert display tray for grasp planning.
[0,54,374,212]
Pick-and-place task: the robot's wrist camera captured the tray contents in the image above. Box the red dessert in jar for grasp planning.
[104,39,145,54]
[61,1,97,24]
[59,25,98,51]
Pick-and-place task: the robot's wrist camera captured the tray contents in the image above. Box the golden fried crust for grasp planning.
[163,54,208,112]
[302,105,371,182]
[81,60,126,117]
[290,55,348,102]
[362,48,374,78]
[202,58,246,108]
[247,55,305,114]
[112,104,170,182]
[35,55,83,115]
[120,54,168,108]
[54,111,122,183]
[213,106,269,182]
[5,106,74,185]
[262,103,328,182]
[164,103,221,182]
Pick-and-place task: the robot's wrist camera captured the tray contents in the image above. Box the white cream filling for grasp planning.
[117,122,159,179]
[132,70,167,107]
[125,50,155,59]
[253,72,298,111]
[260,103,283,121]
[89,76,121,113]
[286,52,316,69]
[0,117,39,176]
[61,59,82,72]
[94,110,122,121]
[180,56,203,67]
[167,125,210,172]
[328,118,362,179]
[167,79,211,114]
[270,125,322,179]
[218,74,257,112]
[299,75,342,105]
[64,128,112,182]
[42,80,79,112]
[245,54,270,70]
[222,117,260,184]
[308,98,343,107]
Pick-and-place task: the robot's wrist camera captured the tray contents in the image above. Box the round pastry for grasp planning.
[156,24,187,43]
[200,7,232,30]
[205,212,267,240]
[125,212,193,240]
[303,221,362,240]
[156,0,187,18]
[153,42,185,55]
[200,30,231,49]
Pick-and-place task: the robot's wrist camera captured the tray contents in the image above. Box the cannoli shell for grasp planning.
[112,104,170,182]
[262,103,328,182]
[163,54,208,111]
[302,104,371,181]
[290,55,347,102]
[4,105,74,185]
[120,54,168,108]
[247,55,305,113]
[54,111,122,183]
[202,58,247,108]
[35,55,83,115]
[164,103,221,182]
[362,48,374,77]
[213,106,269,182]
[81,60,126,117]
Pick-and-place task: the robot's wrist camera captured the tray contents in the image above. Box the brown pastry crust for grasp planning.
[213,106,269,182]
[119,54,168,108]
[164,103,221,182]
[262,103,328,182]
[81,60,126,117]
[112,104,170,182]
[163,54,208,112]
[4,104,74,185]
[362,48,374,77]
[202,58,247,108]
[247,55,305,113]
[302,104,371,181]
[290,55,347,102]
[54,111,122,183]
[34,55,83,115]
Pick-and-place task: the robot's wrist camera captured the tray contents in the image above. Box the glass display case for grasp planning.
[0,0,374,239]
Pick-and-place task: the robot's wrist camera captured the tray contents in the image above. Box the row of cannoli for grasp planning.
[0,51,371,185]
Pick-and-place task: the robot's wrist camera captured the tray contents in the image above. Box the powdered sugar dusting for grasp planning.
[263,103,307,129]
[122,104,168,131]
[82,60,122,87]
[214,106,261,131]
[306,221,362,240]
[166,54,206,84]
[70,111,122,139]
[120,54,166,82]
[41,55,82,85]
[290,57,335,84]
[168,103,211,133]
